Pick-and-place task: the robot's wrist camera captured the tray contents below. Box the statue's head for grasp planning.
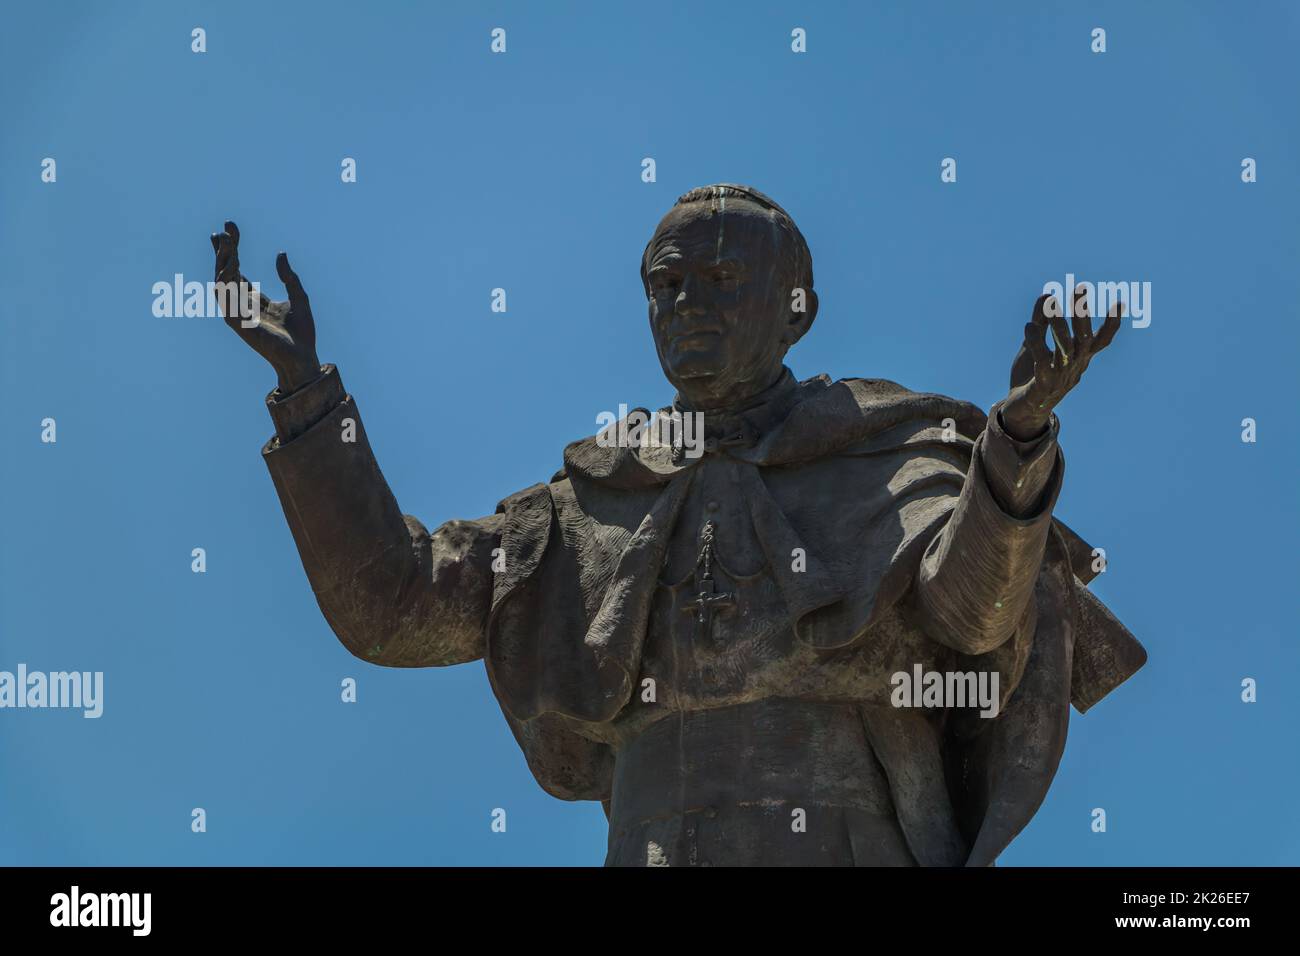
[642,184,817,410]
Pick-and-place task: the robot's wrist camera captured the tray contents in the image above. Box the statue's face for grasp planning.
[644,200,815,409]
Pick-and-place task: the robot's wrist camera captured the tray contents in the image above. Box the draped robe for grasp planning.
[260,364,1146,865]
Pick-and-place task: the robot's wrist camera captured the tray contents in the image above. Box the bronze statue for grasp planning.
[210,184,1145,866]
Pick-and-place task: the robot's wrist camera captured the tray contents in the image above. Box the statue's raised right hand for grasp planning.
[211,220,322,393]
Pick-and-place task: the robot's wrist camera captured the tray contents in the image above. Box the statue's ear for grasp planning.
[785,287,818,347]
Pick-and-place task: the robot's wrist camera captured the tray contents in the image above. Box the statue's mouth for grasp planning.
[670,328,723,349]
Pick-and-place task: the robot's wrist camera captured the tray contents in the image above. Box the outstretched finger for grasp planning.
[1024,320,1052,373]
[1048,309,1072,365]
[1031,292,1053,328]
[1093,302,1123,352]
[276,252,309,310]
[215,232,239,283]
[1071,285,1093,347]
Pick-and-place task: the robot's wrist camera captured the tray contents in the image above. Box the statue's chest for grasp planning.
[638,457,804,706]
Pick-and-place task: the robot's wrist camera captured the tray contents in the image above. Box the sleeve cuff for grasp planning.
[265,364,345,445]
[980,400,1061,518]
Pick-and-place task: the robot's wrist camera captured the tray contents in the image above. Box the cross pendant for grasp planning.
[682,520,735,645]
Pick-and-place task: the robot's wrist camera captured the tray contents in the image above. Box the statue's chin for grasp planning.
[664,359,726,397]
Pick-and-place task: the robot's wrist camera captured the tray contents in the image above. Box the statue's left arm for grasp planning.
[914,289,1123,655]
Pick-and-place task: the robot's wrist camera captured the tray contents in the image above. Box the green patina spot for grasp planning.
[994,602,1003,609]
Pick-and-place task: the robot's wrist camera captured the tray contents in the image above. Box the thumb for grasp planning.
[276,252,309,308]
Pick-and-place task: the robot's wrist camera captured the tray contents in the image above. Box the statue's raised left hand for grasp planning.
[210,220,322,394]
[1001,286,1122,441]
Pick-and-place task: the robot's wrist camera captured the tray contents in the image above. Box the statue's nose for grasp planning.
[675,274,709,315]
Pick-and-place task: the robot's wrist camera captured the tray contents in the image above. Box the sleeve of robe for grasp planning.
[913,400,1064,656]
[258,364,500,667]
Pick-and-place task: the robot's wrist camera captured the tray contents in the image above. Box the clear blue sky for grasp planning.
[2,1,1297,866]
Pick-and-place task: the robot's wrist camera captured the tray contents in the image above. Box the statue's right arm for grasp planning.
[263,365,500,666]
[210,222,497,668]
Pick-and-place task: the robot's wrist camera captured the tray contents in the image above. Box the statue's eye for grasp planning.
[651,274,680,295]
[711,272,738,288]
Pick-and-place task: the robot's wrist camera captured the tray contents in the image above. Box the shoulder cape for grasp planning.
[483,376,1146,864]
